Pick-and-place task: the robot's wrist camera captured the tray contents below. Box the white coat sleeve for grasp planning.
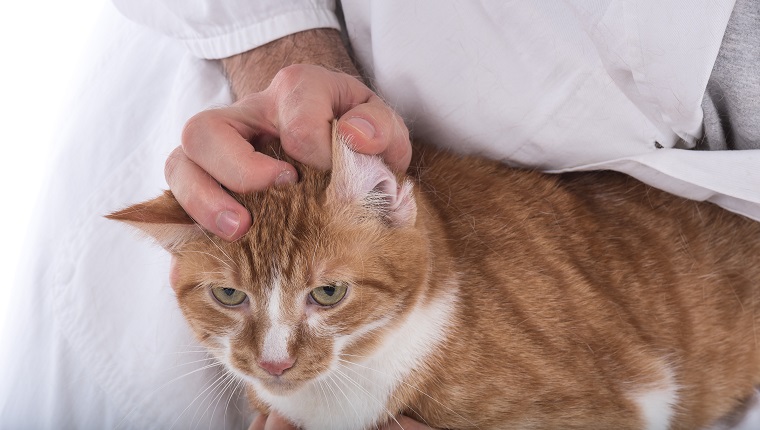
[111,0,341,59]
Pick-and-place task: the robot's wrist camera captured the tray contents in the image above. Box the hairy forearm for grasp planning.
[221,28,359,99]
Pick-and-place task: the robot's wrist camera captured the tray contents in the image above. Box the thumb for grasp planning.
[337,94,411,173]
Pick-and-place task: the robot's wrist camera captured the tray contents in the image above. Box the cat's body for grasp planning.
[110,132,760,429]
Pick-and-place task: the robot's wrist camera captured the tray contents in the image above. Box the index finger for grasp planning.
[181,97,298,194]
[266,65,381,169]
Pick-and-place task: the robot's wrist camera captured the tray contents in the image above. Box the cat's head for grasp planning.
[108,133,429,396]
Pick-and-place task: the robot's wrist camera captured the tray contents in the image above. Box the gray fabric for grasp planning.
[699,0,760,150]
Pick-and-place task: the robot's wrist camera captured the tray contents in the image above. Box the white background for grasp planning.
[0,0,104,329]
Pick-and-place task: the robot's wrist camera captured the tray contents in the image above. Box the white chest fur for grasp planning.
[254,290,456,430]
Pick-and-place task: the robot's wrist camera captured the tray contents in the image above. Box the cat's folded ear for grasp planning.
[327,125,416,227]
[106,190,203,252]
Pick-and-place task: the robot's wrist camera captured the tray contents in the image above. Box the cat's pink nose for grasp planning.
[258,358,295,376]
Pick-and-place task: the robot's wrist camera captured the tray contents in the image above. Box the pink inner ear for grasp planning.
[328,136,417,227]
[371,178,399,210]
[372,177,396,197]
[388,179,416,226]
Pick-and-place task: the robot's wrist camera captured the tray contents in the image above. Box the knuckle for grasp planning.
[281,131,311,160]
[180,111,215,154]
[280,119,320,159]
[269,64,332,107]
[182,178,218,222]
[182,179,203,208]
[285,123,313,146]
[271,64,310,92]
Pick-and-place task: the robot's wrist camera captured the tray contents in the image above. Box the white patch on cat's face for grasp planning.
[261,272,292,363]
[332,315,392,352]
[629,364,679,430]
[255,282,458,430]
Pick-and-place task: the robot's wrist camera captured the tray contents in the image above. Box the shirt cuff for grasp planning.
[183,8,341,59]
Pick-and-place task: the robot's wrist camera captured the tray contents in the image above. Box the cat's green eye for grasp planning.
[211,287,247,306]
[309,283,348,307]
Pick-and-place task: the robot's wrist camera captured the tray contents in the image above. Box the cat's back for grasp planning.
[411,142,760,278]
[407,143,760,429]
[412,142,759,251]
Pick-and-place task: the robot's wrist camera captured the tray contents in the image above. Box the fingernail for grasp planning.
[216,210,240,238]
[346,117,375,139]
[275,170,296,186]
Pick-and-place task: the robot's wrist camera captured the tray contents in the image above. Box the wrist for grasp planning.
[221,28,360,99]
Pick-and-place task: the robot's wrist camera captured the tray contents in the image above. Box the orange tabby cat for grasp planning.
[109,126,760,430]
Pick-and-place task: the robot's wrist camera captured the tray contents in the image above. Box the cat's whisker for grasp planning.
[199,371,239,430]
[324,371,358,427]
[196,270,228,277]
[163,356,219,371]
[337,352,371,358]
[114,360,226,430]
[223,376,246,430]
[336,362,430,428]
[337,358,480,429]
[187,372,231,430]
[175,248,236,273]
[320,376,345,429]
[161,341,215,352]
[218,373,244,416]
[309,216,340,279]
[190,372,233,430]
[315,377,334,421]
[160,350,215,358]
[167,345,214,351]
[198,372,234,429]
[156,349,214,358]
[170,369,231,430]
[196,226,239,273]
[331,366,405,430]
[335,363,408,430]
[199,372,240,429]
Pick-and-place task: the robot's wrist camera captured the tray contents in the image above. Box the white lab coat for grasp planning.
[2,1,758,428]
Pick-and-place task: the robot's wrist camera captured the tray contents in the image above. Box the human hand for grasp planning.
[248,412,435,430]
[166,64,410,241]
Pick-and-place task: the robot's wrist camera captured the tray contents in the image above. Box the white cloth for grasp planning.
[0,5,245,429]
[2,0,759,428]
[113,0,340,59]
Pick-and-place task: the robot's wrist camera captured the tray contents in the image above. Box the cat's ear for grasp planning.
[106,190,203,252]
[327,124,416,227]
